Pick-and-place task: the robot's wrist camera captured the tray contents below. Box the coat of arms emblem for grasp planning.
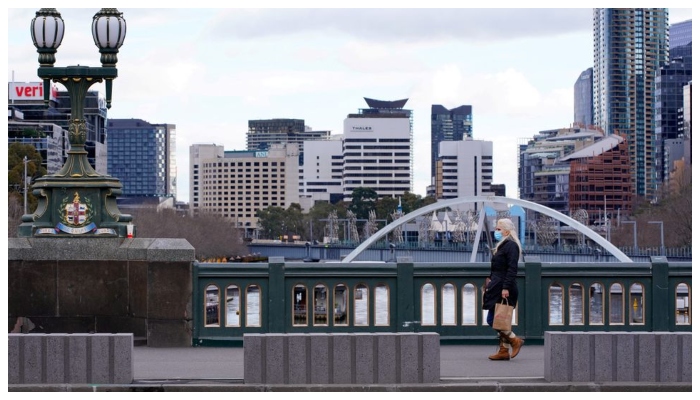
[65,192,88,226]
[55,191,97,234]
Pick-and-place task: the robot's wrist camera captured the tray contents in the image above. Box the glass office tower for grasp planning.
[107,119,177,199]
[593,8,668,199]
[430,104,473,181]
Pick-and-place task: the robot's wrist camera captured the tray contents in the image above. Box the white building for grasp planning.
[298,136,344,211]
[189,143,299,234]
[342,115,412,201]
[436,139,493,209]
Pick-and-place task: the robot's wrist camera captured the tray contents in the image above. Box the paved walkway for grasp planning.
[133,344,544,382]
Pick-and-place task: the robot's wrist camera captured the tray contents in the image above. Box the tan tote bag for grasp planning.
[493,298,513,331]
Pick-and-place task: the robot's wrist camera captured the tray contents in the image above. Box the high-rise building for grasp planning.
[106,119,177,199]
[654,42,692,191]
[430,104,473,180]
[435,139,492,210]
[669,19,692,48]
[246,118,331,163]
[189,142,300,236]
[564,134,632,225]
[573,68,593,128]
[342,98,412,200]
[593,8,668,199]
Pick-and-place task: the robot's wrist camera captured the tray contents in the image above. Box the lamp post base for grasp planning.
[18,175,132,238]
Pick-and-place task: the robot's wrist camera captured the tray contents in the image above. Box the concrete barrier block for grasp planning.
[637,333,658,382]
[354,333,375,384]
[112,334,134,384]
[243,332,440,385]
[8,333,133,385]
[399,333,419,383]
[67,335,88,383]
[571,333,592,381]
[264,334,286,384]
[544,331,570,382]
[592,333,613,382]
[8,335,20,384]
[544,332,691,383]
[45,335,66,384]
[659,333,679,382]
[376,333,397,384]
[309,334,330,384]
[23,334,44,384]
[287,334,307,384]
[612,333,635,382]
[681,333,692,382]
[331,334,352,384]
[90,334,111,384]
[421,332,440,383]
[243,334,263,384]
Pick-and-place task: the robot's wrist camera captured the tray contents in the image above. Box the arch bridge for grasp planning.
[341,196,632,263]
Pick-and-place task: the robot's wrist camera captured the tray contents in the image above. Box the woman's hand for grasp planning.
[501,289,509,298]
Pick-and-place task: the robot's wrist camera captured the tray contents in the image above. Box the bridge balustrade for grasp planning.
[192,256,691,346]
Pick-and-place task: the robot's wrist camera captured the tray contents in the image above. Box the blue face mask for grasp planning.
[494,231,503,241]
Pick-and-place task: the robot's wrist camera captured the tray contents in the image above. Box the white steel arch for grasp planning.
[341,196,633,263]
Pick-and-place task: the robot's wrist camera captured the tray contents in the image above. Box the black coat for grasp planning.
[482,238,520,310]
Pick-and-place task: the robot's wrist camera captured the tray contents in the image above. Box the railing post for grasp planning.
[396,256,415,332]
[268,257,286,333]
[650,256,670,331]
[191,260,200,345]
[523,256,542,340]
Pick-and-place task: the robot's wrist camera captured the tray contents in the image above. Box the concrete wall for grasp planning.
[8,333,133,384]
[244,332,440,384]
[544,331,692,382]
[8,238,195,347]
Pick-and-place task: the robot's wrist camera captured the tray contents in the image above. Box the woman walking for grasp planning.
[483,218,524,360]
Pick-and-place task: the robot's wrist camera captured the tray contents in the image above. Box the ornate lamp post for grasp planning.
[19,8,132,237]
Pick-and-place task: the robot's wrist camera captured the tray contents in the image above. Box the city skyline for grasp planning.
[4,7,692,203]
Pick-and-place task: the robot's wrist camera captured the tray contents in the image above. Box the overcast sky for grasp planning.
[4,6,693,203]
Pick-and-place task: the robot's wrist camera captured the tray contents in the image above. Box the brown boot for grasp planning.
[488,339,510,361]
[501,332,524,359]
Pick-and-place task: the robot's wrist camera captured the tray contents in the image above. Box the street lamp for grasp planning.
[648,221,665,256]
[19,8,132,237]
[621,221,637,252]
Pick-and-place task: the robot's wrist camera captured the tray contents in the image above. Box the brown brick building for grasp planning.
[565,134,632,225]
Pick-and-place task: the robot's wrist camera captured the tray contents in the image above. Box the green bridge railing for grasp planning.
[192,256,691,346]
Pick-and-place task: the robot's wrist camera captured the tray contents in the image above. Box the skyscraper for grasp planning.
[430,104,473,180]
[107,119,177,199]
[654,42,692,190]
[669,19,692,48]
[342,98,412,200]
[573,68,593,128]
[593,8,668,199]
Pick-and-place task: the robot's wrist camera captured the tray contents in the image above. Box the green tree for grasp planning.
[7,143,46,214]
[349,187,377,219]
[256,206,287,239]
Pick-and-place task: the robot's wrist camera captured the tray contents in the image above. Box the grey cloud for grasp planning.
[205,8,594,43]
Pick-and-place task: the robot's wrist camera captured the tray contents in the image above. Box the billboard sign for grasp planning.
[8,82,59,102]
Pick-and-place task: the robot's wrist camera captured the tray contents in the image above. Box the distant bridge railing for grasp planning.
[192,256,691,346]
[247,242,692,263]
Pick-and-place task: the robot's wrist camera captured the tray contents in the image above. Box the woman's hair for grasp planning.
[493,218,523,260]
